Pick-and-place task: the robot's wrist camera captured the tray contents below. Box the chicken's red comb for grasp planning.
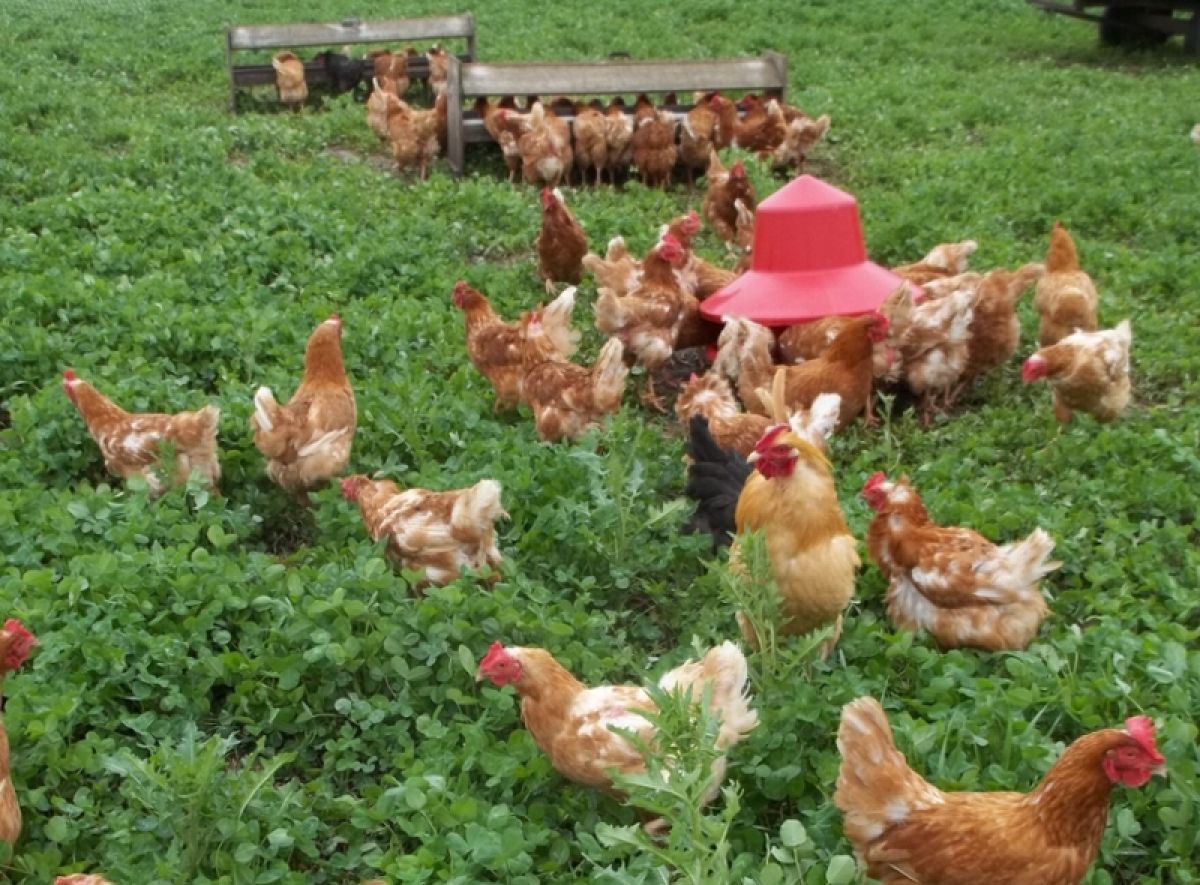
[1125,716,1165,762]
[868,313,891,342]
[63,369,77,383]
[660,233,682,250]
[328,313,341,324]
[863,471,888,493]
[540,187,554,207]
[340,477,362,501]
[754,424,790,453]
[681,209,702,234]
[479,640,509,670]
[731,160,746,176]
[2,619,36,671]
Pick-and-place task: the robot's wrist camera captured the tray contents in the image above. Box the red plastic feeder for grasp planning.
[700,174,908,326]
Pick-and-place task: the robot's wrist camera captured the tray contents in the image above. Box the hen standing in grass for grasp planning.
[366,77,396,140]
[1022,320,1132,423]
[593,234,695,409]
[385,93,443,180]
[535,187,587,293]
[519,102,571,188]
[703,153,756,243]
[63,370,221,497]
[732,95,786,153]
[900,287,977,423]
[862,472,1060,651]
[603,97,635,183]
[775,314,892,429]
[1033,221,1098,347]
[631,101,678,188]
[453,280,579,411]
[271,51,307,110]
[341,475,505,589]
[835,697,1165,885]
[572,101,609,186]
[0,619,36,845]
[955,262,1046,396]
[476,640,757,833]
[251,315,356,504]
[680,93,721,187]
[769,112,830,171]
[520,310,629,442]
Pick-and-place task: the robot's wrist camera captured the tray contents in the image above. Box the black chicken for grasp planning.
[683,415,751,550]
[312,50,368,98]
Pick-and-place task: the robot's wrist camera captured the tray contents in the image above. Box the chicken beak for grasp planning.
[474,668,484,683]
[746,451,760,464]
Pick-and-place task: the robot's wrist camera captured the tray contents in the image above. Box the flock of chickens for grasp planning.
[14,48,1150,885]
[454,181,1147,881]
[464,90,831,189]
[270,39,832,185]
[271,45,454,180]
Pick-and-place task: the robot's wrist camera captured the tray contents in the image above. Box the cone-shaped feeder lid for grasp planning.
[701,175,908,326]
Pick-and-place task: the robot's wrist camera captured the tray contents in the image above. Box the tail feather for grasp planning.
[593,288,626,333]
[985,527,1061,597]
[1045,221,1080,274]
[1010,261,1046,295]
[590,337,629,411]
[1108,319,1133,372]
[834,697,944,846]
[296,426,349,458]
[658,641,757,749]
[450,478,506,536]
[794,392,841,448]
[605,235,629,261]
[252,387,279,432]
[541,286,581,357]
[921,239,978,273]
[172,403,221,445]
[198,403,220,433]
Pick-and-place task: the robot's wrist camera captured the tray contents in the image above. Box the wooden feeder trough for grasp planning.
[443,51,788,175]
[226,13,477,111]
